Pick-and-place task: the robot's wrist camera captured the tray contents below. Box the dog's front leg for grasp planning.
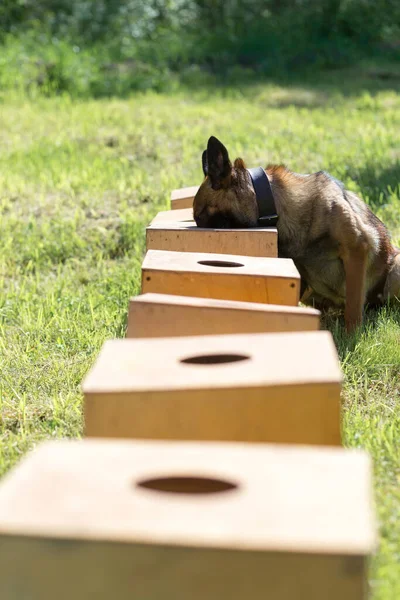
[341,244,368,333]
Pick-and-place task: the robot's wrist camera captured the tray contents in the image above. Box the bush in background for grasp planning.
[0,0,399,97]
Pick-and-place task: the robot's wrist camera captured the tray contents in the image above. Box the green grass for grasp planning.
[0,67,400,597]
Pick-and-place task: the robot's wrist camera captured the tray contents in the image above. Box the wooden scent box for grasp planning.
[141,249,300,306]
[146,221,277,258]
[83,330,342,445]
[0,439,375,600]
[127,293,320,338]
[171,185,199,209]
[150,207,194,225]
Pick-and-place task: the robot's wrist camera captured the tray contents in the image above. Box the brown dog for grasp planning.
[194,136,400,332]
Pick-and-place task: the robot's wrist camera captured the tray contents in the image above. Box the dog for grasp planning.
[193,136,400,333]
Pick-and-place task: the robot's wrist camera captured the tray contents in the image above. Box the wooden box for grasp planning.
[146,221,277,258]
[171,185,199,209]
[127,293,320,338]
[83,330,342,445]
[0,439,375,600]
[141,249,300,306]
[151,207,194,225]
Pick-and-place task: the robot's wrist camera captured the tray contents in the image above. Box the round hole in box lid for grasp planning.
[180,353,250,365]
[197,260,244,268]
[136,475,238,495]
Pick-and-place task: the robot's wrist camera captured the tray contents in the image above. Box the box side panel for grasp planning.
[84,384,341,446]
[171,197,194,209]
[126,301,319,338]
[0,537,366,600]
[146,229,277,258]
[141,270,299,306]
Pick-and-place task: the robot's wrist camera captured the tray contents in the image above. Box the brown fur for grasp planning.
[194,136,400,332]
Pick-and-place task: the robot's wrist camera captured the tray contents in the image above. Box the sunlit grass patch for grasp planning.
[0,76,399,597]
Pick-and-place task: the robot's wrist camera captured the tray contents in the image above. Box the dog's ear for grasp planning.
[234,157,246,169]
[202,149,208,176]
[207,136,232,189]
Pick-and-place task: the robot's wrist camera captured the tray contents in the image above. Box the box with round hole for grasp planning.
[146,220,277,257]
[0,439,375,600]
[171,185,199,209]
[126,293,321,338]
[141,249,299,306]
[83,331,342,445]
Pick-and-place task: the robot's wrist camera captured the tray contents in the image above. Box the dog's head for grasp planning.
[193,136,259,228]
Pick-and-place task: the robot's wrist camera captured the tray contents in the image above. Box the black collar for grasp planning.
[247,167,278,227]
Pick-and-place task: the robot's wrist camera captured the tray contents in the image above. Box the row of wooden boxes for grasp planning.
[0,186,376,599]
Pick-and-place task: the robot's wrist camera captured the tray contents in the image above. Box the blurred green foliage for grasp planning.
[0,0,399,96]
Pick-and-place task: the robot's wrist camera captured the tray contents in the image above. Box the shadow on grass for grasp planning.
[345,161,400,209]
[178,56,400,106]
[276,63,400,100]
[320,301,400,359]
[26,53,400,102]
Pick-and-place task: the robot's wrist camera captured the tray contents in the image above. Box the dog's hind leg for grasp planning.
[299,278,311,301]
[383,253,400,303]
[341,244,369,333]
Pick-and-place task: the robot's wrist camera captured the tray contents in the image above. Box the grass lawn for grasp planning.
[0,66,400,597]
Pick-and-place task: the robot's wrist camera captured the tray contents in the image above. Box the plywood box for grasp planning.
[0,439,375,600]
[141,249,300,306]
[171,185,199,209]
[127,293,320,338]
[146,221,278,257]
[150,207,194,225]
[83,330,342,445]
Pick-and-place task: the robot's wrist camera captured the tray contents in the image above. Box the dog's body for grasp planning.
[194,137,400,332]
